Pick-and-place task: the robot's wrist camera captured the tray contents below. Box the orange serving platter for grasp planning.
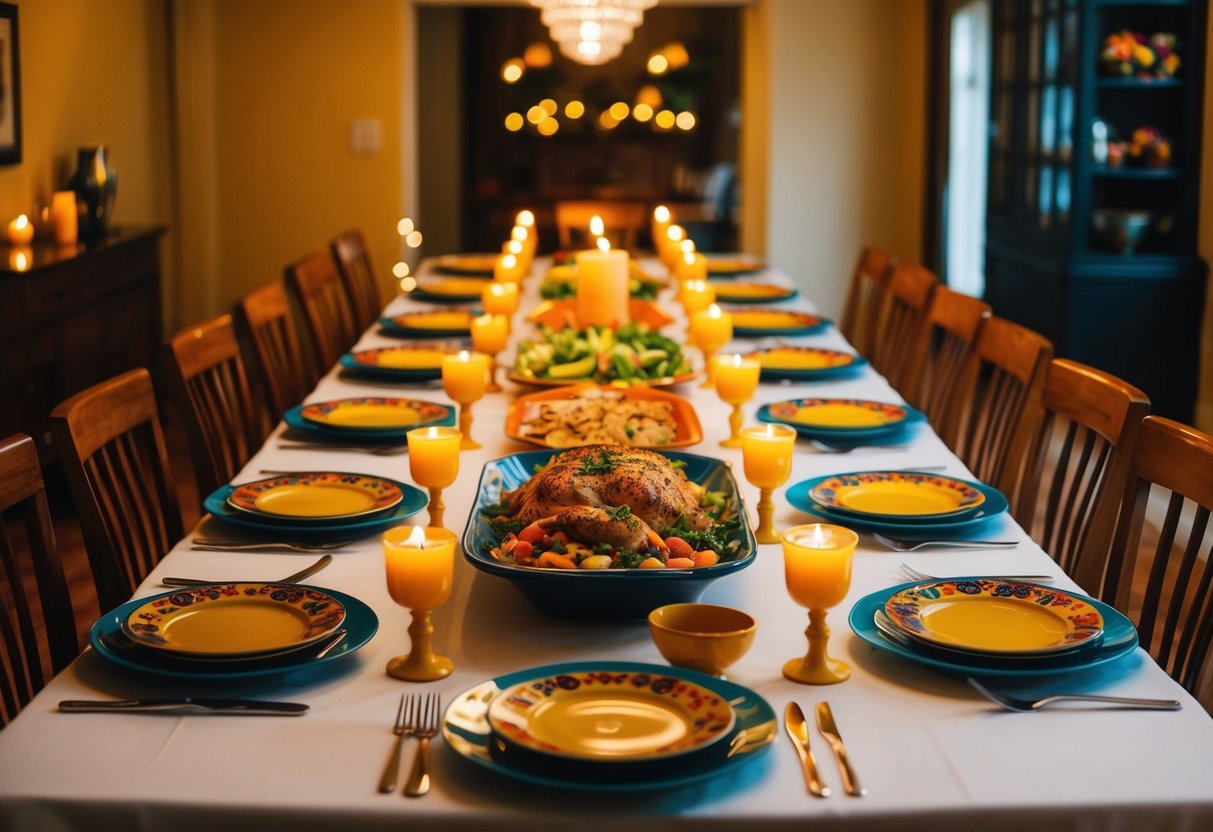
[505,383,703,449]
[526,299,676,331]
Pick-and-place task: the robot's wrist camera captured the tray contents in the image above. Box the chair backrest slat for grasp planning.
[868,263,937,392]
[286,252,358,378]
[839,246,895,356]
[234,281,316,421]
[332,228,384,332]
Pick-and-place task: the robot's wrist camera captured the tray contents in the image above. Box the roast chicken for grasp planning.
[503,445,712,549]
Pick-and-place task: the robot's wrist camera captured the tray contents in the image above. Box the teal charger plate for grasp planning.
[283,399,454,441]
[757,401,926,441]
[786,474,1008,535]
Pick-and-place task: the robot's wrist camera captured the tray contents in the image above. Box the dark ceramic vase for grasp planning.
[68,146,118,239]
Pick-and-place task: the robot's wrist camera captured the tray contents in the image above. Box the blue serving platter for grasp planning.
[848,582,1138,678]
[282,398,454,442]
[88,584,378,681]
[203,475,426,539]
[442,661,775,792]
[462,449,757,619]
[786,475,1009,536]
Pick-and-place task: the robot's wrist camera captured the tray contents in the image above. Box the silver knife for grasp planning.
[59,698,309,715]
[784,702,829,797]
[816,701,866,796]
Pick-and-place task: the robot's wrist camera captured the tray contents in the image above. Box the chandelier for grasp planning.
[528,1,658,65]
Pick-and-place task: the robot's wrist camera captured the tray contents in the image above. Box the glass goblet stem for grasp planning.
[783,608,850,685]
[754,486,779,544]
[699,350,716,388]
[426,487,445,530]
[386,609,454,682]
[485,359,502,393]
[458,404,481,449]
[721,403,745,447]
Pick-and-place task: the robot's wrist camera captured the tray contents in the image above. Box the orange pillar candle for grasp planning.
[494,252,522,283]
[574,239,630,329]
[482,281,520,317]
[780,523,857,685]
[51,192,78,246]
[406,425,462,528]
[383,525,457,682]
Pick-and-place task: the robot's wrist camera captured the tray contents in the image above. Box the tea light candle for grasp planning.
[781,524,857,610]
[740,423,797,488]
[511,224,536,268]
[471,313,510,354]
[6,214,33,246]
[712,354,761,403]
[441,350,490,404]
[52,191,78,246]
[515,209,535,229]
[494,252,522,283]
[481,281,519,316]
[681,278,715,317]
[383,525,457,611]
[8,247,32,272]
[575,238,630,329]
[651,205,670,254]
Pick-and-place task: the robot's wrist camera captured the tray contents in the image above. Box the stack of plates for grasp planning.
[849,580,1139,677]
[757,398,925,447]
[744,346,868,383]
[379,309,477,338]
[786,470,1009,538]
[730,309,829,338]
[442,662,775,791]
[283,396,454,442]
[339,345,461,382]
[203,472,427,539]
[89,583,378,680]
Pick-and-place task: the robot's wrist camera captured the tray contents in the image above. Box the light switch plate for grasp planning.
[348,118,382,155]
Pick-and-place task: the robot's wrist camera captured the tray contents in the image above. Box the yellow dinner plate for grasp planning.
[753,347,857,371]
[488,668,735,762]
[765,399,907,429]
[884,580,1104,655]
[808,471,985,518]
[413,276,491,298]
[709,282,797,304]
[731,309,824,333]
[300,397,450,429]
[391,310,474,331]
[227,472,404,520]
[123,583,346,658]
[352,346,454,370]
[434,253,498,275]
[706,254,764,275]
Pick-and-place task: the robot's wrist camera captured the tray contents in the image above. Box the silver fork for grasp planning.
[189,539,352,553]
[378,694,417,793]
[900,562,1054,584]
[809,438,909,454]
[966,677,1182,712]
[161,554,333,588]
[873,533,1018,552]
[404,694,442,798]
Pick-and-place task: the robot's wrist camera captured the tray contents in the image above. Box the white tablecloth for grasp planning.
[2,257,1211,832]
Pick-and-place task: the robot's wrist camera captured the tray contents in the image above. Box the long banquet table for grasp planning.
[1,256,1212,832]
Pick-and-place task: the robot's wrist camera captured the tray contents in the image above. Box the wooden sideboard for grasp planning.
[0,225,167,462]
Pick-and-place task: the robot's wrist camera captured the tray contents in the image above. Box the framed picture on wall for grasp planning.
[0,3,20,166]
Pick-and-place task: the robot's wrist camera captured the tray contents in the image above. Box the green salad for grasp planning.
[514,323,693,384]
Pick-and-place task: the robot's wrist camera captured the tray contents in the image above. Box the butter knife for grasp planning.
[784,702,829,797]
[59,698,309,715]
[816,702,866,796]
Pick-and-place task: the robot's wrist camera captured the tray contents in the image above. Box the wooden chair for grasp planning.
[555,200,647,251]
[234,281,317,421]
[162,314,264,500]
[902,286,991,429]
[50,368,184,612]
[1107,416,1213,711]
[285,251,359,378]
[332,228,384,332]
[867,263,937,392]
[942,316,1052,501]
[1015,359,1149,600]
[1,434,78,726]
[839,245,895,357]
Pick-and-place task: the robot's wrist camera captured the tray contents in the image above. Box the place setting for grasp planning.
[280,396,455,448]
[756,397,927,451]
[338,342,464,383]
[743,345,870,384]
[379,307,478,339]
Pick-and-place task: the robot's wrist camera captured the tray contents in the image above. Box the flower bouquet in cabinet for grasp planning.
[1101,30,1181,79]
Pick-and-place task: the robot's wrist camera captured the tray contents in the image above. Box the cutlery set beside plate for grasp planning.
[441,662,776,791]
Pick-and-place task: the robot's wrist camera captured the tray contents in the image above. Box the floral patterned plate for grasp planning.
[710,282,797,304]
[884,580,1104,655]
[379,309,477,338]
[409,276,491,303]
[122,583,345,658]
[731,309,829,338]
[339,345,462,382]
[764,398,908,430]
[807,471,986,520]
[745,346,868,382]
[488,668,735,762]
[443,661,776,791]
[227,472,404,521]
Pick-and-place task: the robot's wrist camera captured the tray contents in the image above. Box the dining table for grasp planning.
[1,253,1211,832]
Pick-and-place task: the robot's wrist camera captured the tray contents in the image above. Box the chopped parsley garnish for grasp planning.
[661,514,741,555]
[613,548,646,568]
[605,504,639,529]
[578,449,619,475]
[593,541,613,555]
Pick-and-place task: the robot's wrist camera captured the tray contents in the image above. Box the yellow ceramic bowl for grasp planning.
[648,603,757,678]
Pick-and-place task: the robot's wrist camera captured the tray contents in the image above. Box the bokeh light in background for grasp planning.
[501,58,524,83]
[527,105,546,125]
[632,103,654,122]
[608,101,631,121]
[647,53,669,75]
[636,85,662,109]
[663,42,690,69]
[539,98,558,116]
[565,100,585,119]
[504,112,524,131]
[654,109,676,130]
[393,261,411,278]
[538,117,560,136]
[406,230,424,248]
[523,42,552,68]
[676,111,697,131]
[397,218,414,236]
[598,111,619,130]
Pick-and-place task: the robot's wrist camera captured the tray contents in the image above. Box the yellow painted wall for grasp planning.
[764,0,926,318]
[210,0,403,313]
[0,0,171,249]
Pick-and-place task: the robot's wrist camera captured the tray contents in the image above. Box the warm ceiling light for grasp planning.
[528,1,659,66]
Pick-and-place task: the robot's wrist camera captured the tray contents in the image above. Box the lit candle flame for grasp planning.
[502,253,517,269]
[404,525,429,548]
[809,525,827,548]
[707,304,722,318]
[516,209,535,227]
[457,349,471,362]
[667,225,685,243]
[511,226,528,242]
[596,236,610,253]
[589,215,605,237]
[654,205,670,223]
[506,239,524,255]
[13,214,29,231]
[680,239,695,254]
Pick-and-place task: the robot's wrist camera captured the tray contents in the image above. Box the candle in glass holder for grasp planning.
[662,225,686,270]
[651,205,670,255]
[52,192,78,246]
[442,351,490,449]
[407,425,462,528]
[471,313,510,392]
[781,523,857,685]
[384,525,457,611]
[681,278,715,318]
[690,304,734,388]
[482,280,520,317]
[713,354,762,449]
[6,214,33,246]
[676,252,708,283]
[575,238,629,329]
[511,225,536,270]
[494,252,522,283]
[742,423,798,543]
